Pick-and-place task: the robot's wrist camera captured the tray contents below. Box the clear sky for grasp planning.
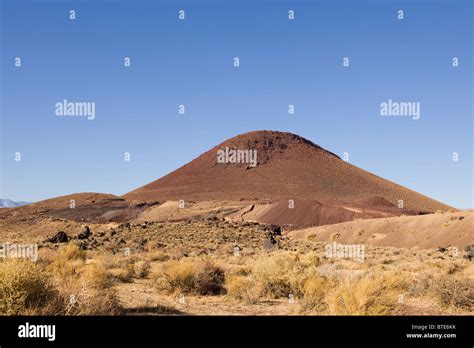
[1,0,472,208]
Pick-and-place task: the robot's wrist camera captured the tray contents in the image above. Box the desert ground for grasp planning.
[0,209,472,316]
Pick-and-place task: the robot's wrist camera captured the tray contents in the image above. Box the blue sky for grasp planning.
[1,0,472,208]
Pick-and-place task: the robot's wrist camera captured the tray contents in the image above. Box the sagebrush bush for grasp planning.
[225,274,260,303]
[48,244,87,278]
[251,251,313,298]
[52,260,119,315]
[300,276,334,312]
[156,258,225,295]
[58,280,119,315]
[0,259,61,315]
[45,246,120,315]
[81,263,115,290]
[433,276,473,310]
[325,272,409,315]
[134,260,151,278]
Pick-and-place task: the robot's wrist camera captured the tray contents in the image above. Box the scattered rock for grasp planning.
[263,234,278,251]
[464,245,474,260]
[266,224,282,235]
[79,242,88,250]
[77,226,91,240]
[46,231,69,244]
[88,239,99,248]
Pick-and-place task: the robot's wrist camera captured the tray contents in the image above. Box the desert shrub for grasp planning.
[325,272,409,315]
[300,276,334,312]
[156,258,225,295]
[60,244,86,261]
[134,260,151,278]
[109,267,134,283]
[48,244,87,278]
[59,280,119,315]
[103,256,136,283]
[46,248,119,315]
[148,251,170,262]
[433,276,473,310]
[81,263,114,289]
[0,259,61,315]
[225,274,260,304]
[53,261,119,315]
[251,251,312,298]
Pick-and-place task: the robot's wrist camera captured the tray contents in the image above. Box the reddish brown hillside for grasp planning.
[124,131,452,212]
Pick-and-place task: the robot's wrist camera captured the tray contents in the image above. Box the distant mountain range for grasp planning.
[0,199,30,208]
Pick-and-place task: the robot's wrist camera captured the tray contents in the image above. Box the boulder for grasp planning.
[47,231,69,244]
[77,226,91,240]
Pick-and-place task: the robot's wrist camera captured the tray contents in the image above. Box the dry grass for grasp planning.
[430,276,473,310]
[154,257,225,295]
[0,259,61,315]
[0,245,119,315]
[324,272,409,315]
[225,274,260,304]
[300,276,334,312]
[250,251,320,298]
[2,241,472,316]
[134,260,151,278]
[47,244,87,278]
[399,257,473,312]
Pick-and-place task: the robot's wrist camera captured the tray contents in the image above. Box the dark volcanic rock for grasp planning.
[266,224,282,235]
[77,226,91,240]
[47,231,69,243]
[464,245,474,260]
[79,242,88,250]
[263,233,278,251]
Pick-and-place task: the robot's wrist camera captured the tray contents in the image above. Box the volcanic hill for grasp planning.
[124,130,452,212]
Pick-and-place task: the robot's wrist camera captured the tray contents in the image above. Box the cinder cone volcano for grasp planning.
[124,130,452,212]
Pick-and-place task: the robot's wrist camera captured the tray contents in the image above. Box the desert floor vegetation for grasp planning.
[1,242,472,316]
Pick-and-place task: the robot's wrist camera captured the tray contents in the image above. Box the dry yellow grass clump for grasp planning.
[0,245,119,315]
[153,257,225,295]
[0,258,61,315]
[324,272,410,315]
